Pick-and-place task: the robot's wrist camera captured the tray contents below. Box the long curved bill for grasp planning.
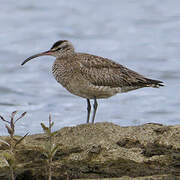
[21,50,52,66]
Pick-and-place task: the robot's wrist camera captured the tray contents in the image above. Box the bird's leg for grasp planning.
[92,97,98,124]
[86,99,91,123]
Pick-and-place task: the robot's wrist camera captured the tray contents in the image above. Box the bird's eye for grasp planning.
[51,47,62,52]
[53,45,69,51]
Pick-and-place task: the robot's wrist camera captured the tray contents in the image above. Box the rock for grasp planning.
[0,122,180,180]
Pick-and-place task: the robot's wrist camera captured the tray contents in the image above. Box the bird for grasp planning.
[21,40,164,124]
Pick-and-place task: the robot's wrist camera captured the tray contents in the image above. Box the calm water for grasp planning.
[0,0,180,135]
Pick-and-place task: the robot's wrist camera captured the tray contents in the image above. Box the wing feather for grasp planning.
[77,53,150,88]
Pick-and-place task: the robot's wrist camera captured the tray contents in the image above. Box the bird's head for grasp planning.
[21,40,74,66]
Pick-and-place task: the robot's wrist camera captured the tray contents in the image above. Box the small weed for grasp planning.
[0,111,28,180]
[41,114,59,180]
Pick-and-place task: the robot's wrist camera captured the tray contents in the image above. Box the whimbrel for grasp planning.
[21,40,164,123]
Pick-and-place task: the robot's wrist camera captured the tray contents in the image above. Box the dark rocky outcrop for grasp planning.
[0,122,180,179]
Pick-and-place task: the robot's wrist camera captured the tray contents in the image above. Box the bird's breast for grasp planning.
[52,62,74,87]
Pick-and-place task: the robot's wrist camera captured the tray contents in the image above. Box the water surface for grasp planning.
[0,0,180,135]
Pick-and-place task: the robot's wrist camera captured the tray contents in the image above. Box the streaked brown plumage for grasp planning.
[21,40,164,123]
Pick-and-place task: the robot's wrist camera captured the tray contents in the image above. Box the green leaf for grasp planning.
[15,133,29,147]
[43,142,51,153]
[41,123,50,134]
[51,144,59,157]
[0,139,10,146]
[4,158,10,167]
[3,152,15,167]
[50,131,57,137]
[42,152,49,158]
[39,146,47,153]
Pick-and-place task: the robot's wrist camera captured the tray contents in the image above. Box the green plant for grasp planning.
[41,114,58,180]
[0,111,28,180]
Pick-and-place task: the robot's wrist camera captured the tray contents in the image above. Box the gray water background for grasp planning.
[0,0,180,135]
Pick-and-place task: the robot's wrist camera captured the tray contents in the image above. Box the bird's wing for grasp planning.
[77,53,150,88]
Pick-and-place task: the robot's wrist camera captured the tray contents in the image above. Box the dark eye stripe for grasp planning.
[54,45,69,51]
[56,47,62,51]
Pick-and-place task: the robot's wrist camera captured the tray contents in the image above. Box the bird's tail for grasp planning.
[145,78,164,88]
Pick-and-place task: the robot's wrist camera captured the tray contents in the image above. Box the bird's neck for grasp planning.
[57,50,75,59]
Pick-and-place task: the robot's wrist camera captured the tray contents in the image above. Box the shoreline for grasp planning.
[0,122,180,179]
